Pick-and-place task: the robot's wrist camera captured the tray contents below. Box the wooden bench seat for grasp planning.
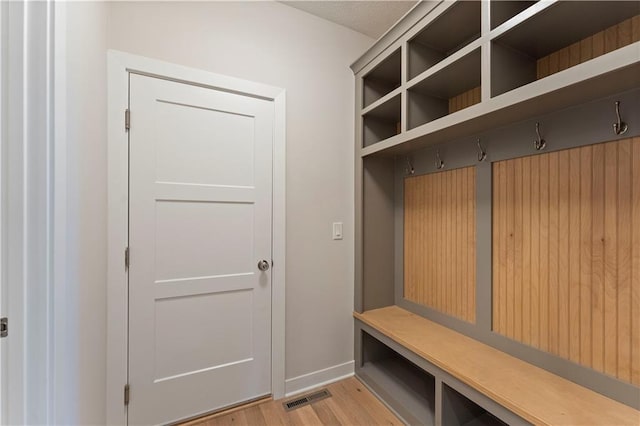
[354,306,640,426]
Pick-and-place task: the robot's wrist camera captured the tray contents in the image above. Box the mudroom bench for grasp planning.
[354,306,640,426]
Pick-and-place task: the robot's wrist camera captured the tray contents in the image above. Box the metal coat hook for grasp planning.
[405,157,415,175]
[613,101,628,135]
[435,150,444,170]
[534,122,546,151]
[476,139,487,162]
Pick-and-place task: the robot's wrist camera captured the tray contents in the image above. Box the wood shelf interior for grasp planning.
[407,1,481,80]
[361,331,436,425]
[491,1,640,96]
[490,1,538,30]
[363,48,401,109]
[442,385,507,426]
[408,48,481,130]
[362,94,401,147]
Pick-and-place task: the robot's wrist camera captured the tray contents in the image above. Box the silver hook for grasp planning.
[435,150,444,170]
[534,122,546,151]
[476,139,486,162]
[405,157,415,175]
[613,101,628,135]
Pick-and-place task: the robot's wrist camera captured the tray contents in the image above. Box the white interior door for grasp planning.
[128,73,273,425]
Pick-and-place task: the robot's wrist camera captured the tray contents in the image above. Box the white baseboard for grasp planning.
[284,361,355,397]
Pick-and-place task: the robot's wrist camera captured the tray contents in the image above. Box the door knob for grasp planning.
[258,260,270,271]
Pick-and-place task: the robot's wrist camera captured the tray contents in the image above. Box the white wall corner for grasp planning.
[284,361,355,398]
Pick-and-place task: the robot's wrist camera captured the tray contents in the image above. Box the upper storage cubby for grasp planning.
[408,48,481,130]
[407,1,481,81]
[491,1,640,96]
[490,1,537,30]
[362,93,401,147]
[363,48,401,108]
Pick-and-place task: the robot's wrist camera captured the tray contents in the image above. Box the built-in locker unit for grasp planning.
[352,1,640,425]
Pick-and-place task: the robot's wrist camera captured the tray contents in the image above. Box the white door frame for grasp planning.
[2,1,57,424]
[106,50,286,425]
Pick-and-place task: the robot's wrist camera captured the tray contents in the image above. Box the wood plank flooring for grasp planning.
[183,377,401,426]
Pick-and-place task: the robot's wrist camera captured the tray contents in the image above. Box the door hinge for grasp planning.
[125,109,131,132]
[124,384,130,406]
[125,247,130,270]
[0,318,7,338]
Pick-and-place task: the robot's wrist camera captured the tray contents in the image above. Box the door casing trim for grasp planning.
[106,50,286,425]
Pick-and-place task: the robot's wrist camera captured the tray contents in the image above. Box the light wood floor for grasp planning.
[183,377,401,426]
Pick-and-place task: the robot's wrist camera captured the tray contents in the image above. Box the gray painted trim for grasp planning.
[350,1,442,75]
[434,378,442,426]
[355,320,531,426]
[355,76,364,313]
[363,157,396,311]
[382,88,640,408]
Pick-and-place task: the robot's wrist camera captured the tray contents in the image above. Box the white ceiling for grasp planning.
[280,1,419,39]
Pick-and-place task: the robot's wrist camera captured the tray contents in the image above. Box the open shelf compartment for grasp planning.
[490,1,537,30]
[408,1,481,81]
[408,48,481,130]
[362,93,401,147]
[442,384,508,426]
[363,48,401,109]
[360,330,436,425]
[491,1,640,96]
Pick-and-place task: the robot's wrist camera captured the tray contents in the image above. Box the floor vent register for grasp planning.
[282,389,332,412]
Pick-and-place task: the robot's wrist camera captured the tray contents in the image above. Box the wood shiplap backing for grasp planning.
[404,167,476,323]
[537,15,640,79]
[492,137,640,386]
[448,86,481,114]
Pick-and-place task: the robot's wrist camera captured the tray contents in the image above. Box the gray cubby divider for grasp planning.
[408,1,481,81]
[491,0,640,96]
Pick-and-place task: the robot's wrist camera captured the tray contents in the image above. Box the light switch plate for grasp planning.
[332,222,343,240]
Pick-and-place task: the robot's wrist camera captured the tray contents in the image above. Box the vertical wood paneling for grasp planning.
[469,166,476,321]
[632,139,640,386]
[500,162,508,333]
[404,167,476,323]
[536,15,639,80]
[522,157,532,346]
[506,160,515,339]
[603,142,618,378]
[539,155,550,352]
[448,86,481,114]
[558,149,570,360]
[548,152,559,355]
[617,140,631,382]
[569,149,581,364]
[633,15,640,42]
[514,159,523,343]
[530,155,540,348]
[580,147,592,367]
[591,143,605,373]
[492,138,639,385]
